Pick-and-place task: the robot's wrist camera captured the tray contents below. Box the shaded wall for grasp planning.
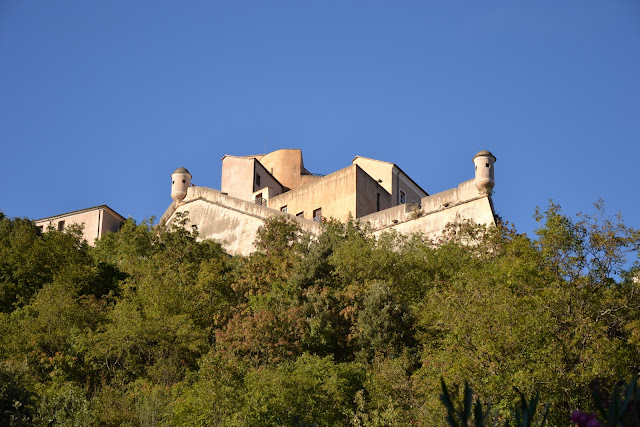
[353,157,427,206]
[161,186,322,256]
[355,167,392,217]
[159,179,495,256]
[352,157,394,195]
[254,160,284,199]
[359,179,495,239]
[101,210,124,235]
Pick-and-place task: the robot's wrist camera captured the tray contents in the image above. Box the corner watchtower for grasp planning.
[473,150,496,193]
[171,167,192,204]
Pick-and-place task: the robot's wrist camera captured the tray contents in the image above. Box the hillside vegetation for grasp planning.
[1,202,639,426]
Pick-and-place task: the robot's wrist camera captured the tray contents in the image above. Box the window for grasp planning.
[486,163,489,168]
[296,211,304,218]
[37,225,43,233]
[313,208,322,222]
[58,220,65,231]
[255,193,263,205]
[281,206,288,213]
[399,190,406,204]
[376,193,381,212]
[255,174,261,187]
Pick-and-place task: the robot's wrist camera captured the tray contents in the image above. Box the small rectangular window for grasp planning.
[58,220,65,231]
[313,208,322,223]
[255,193,264,206]
[281,206,288,213]
[37,225,44,233]
[296,211,304,218]
[255,174,261,187]
[399,190,406,204]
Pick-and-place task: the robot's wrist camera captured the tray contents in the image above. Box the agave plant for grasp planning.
[581,376,640,427]
[440,379,494,427]
[439,379,548,427]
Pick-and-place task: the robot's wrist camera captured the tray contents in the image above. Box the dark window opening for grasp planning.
[296,211,304,218]
[255,193,264,206]
[399,190,406,204]
[37,225,43,232]
[486,163,489,168]
[256,174,261,187]
[377,193,381,211]
[172,180,175,184]
[58,220,65,231]
[281,206,288,213]
[182,179,186,183]
[313,208,322,222]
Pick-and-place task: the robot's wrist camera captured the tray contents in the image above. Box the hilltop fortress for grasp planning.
[159,149,497,256]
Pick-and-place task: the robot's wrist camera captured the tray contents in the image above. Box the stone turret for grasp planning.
[171,167,192,204]
[473,150,496,193]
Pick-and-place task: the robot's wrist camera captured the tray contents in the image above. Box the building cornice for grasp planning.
[34,205,125,223]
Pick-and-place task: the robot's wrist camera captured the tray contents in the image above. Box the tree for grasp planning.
[415,203,640,425]
[239,354,364,426]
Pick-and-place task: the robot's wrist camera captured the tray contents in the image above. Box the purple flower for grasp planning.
[571,410,602,427]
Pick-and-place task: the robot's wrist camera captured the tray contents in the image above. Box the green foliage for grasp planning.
[591,377,640,426]
[215,307,306,365]
[439,379,549,427]
[349,355,421,426]
[440,379,493,427]
[0,201,639,425]
[240,354,364,426]
[255,215,307,256]
[0,215,91,312]
[533,199,640,291]
[91,217,156,276]
[415,203,640,424]
[355,282,416,362]
[0,365,35,426]
[168,352,245,426]
[510,392,549,427]
[34,380,92,426]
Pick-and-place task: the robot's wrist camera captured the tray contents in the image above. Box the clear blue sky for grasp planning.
[2,1,639,238]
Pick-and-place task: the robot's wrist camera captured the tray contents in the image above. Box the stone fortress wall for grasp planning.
[161,149,497,256]
[160,186,322,256]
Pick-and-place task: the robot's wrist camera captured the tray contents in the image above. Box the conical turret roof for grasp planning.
[172,167,191,176]
[473,150,496,161]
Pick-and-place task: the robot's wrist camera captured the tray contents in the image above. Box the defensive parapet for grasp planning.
[162,149,497,255]
[359,179,495,239]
